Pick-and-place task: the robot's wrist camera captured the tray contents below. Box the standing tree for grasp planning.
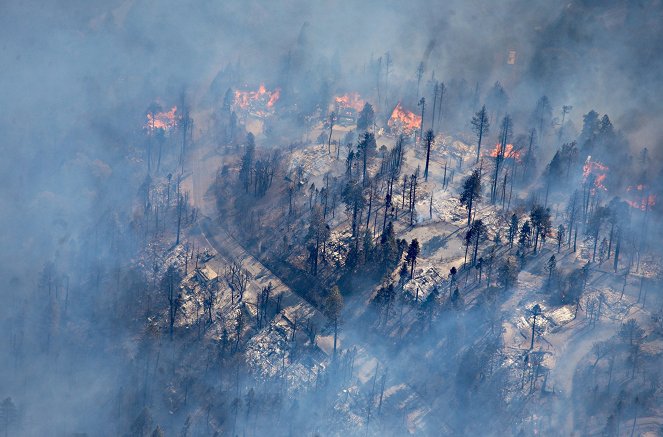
[379,221,400,273]
[418,97,426,141]
[327,111,337,154]
[342,179,366,238]
[0,397,18,437]
[558,104,573,141]
[431,82,440,132]
[491,115,512,203]
[239,133,256,192]
[529,204,551,254]
[307,206,330,276]
[546,255,557,290]
[449,266,458,294]
[470,105,490,163]
[357,132,377,185]
[508,213,519,248]
[324,286,344,358]
[406,239,420,279]
[469,219,487,265]
[518,220,532,261]
[162,266,182,341]
[531,96,552,145]
[416,61,425,99]
[529,304,542,349]
[460,170,482,227]
[587,206,609,262]
[556,224,565,253]
[497,258,518,291]
[423,130,434,181]
[357,103,375,133]
[436,82,446,127]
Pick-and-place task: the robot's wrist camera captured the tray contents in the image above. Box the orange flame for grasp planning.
[488,143,520,161]
[626,184,656,210]
[625,195,656,210]
[145,106,178,133]
[233,84,280,116]
[582,156,609,191]
[335,93,365,112]
[388,103,421,133]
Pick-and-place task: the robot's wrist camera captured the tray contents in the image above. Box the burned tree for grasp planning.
[327,111,336,154]
[423,130,434,181]
[324,286,344,358]
[307,206,330,276]
[224,258,251,304]
[529,304,542,349]
[162,265,182,341]
[491,115,512,203]
[470,105,490,163]
[239,133,256,192]
[508,213,519,248]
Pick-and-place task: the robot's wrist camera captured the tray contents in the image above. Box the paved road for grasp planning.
[185,131,434,434]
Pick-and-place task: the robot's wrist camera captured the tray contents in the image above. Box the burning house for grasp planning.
[145,105,178,135]
[333,93,364,127]
[233,84,280,118]
[487,143,521,162]
[388,102,421,136]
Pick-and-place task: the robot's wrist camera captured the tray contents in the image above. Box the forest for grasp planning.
[1,0,663,436]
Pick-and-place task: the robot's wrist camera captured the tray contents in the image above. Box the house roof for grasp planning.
[197,266,218,282]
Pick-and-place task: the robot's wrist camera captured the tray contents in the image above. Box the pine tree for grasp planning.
[460,170,482,227]
[405,239,420,279]
[470,105,490,163]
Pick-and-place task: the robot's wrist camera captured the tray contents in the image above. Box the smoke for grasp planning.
[0,0,661,435]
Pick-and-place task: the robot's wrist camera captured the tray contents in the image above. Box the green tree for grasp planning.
[460,170,482,227]
[497,258,518,291]
[405,239,420,279]
[529,204,551,254]
[379,221,399,272]
[357,102,375,132]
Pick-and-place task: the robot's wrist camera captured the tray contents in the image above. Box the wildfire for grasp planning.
[334,93,365,112]
[626,184,656,210]
[582,156,609,191]
[233,84,280,116]
[388,103,421,133]
[145,106,178,133]
[488,143,521,161]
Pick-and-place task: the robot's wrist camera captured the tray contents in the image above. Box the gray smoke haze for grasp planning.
[1,0,662,435]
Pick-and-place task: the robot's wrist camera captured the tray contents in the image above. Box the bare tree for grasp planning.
[327,111,336,154]
[324,286,344,358]
[224,258,252,304]
[423,130,434,181]
[470,105,490,163]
